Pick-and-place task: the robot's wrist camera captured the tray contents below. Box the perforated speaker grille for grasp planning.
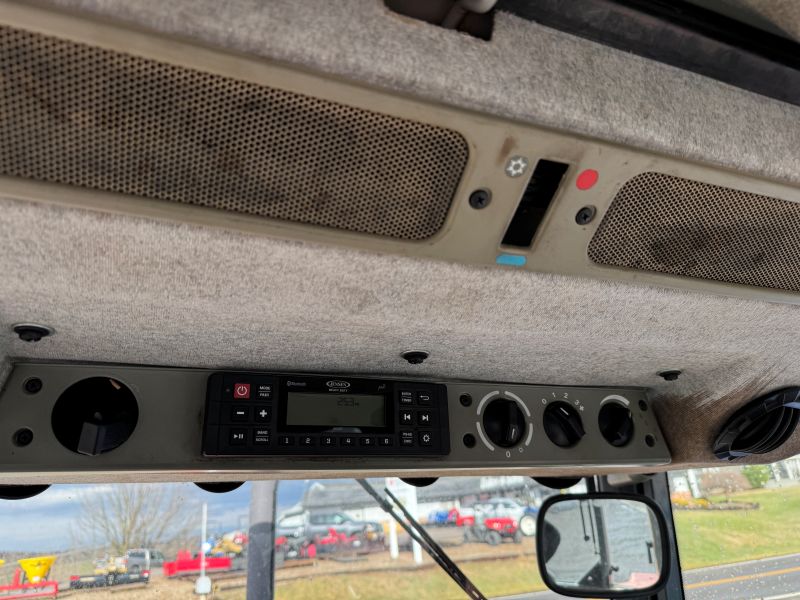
[588,172,800,292]
[0,26,468,240]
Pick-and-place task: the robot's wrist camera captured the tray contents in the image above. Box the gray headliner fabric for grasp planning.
[41,0,800,187]
[2,197,800,468]
[1,0,800,470]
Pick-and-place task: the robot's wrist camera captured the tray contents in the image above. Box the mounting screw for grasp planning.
[12,324,54,343]
[468,189,491,209]
[575,206,597,225]
[658,370,682,381]
[401,351,429,365]
[13,428,33,447]
[23,378,43,394]
[459,393,473,407]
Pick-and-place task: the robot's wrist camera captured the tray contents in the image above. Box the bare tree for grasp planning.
[71,484,195,555]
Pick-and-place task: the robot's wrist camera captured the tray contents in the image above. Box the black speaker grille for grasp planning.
[0,26,468,240]
[588,172,800,292]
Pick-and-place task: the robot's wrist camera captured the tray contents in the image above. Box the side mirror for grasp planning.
[536,493,670,598]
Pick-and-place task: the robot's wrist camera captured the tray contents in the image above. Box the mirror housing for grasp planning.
[536,493,671,598]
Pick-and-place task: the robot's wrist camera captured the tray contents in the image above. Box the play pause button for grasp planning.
[229,429,247,445]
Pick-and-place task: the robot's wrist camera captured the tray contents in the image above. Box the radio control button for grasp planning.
[233,383,250,399]
[229,429,247,445]
[379,436,393,446]
[417,410,434,425]
[254,428,270,445]
[341,436,355,447]
[278,435,294,446]
[321,435,336,447]
[255,407,271,423]
[400,431,415,446]
[360,437,375,447]
[256,384,272,399]
[399,390,414,405]
[300,436,315,447]
[399,410,414,424]
[419,432,434,446]
[231,406,249,421]
[417,392,432,405]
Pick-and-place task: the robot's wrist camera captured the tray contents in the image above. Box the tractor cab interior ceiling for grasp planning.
[1,0,800,475]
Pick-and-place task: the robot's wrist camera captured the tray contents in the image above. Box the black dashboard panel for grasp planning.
[202,372,450,456]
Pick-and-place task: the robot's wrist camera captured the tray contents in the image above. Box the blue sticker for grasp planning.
[496,254,527,267]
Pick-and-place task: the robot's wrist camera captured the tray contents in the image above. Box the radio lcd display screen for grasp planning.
[286,393,385,427]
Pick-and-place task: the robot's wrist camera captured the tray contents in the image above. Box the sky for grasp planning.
[0,480,307,553]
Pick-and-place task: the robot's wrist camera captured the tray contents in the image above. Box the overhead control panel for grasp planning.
[0,364,670,484]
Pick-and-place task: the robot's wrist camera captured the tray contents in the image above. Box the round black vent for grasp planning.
[51,377,138,456]
[713,387,800,461]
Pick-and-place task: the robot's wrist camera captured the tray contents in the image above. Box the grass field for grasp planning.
[264,555,546,600]
[673,485,800,570]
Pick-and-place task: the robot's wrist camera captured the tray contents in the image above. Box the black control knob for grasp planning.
[543,401,585,448]
[598,402,634,447]
[51,377,139,456]
[483,398,526,448]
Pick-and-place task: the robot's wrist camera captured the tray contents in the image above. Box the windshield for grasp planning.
[0,477,585,600]
[671,453,800,599]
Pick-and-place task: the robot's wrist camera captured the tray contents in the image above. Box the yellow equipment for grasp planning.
[17,556,56,583]
[211,532,243,557]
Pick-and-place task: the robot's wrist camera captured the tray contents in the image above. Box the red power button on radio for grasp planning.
[233,383,250,399]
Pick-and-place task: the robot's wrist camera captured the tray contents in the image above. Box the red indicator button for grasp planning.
[233,383,250,399]
[576,169,599,190]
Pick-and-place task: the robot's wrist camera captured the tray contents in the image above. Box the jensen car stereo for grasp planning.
[202,372,450,456]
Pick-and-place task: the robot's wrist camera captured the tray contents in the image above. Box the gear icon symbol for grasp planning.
[505,156,529,178]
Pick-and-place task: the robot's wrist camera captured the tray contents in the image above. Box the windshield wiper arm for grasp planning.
[356,479,488,600]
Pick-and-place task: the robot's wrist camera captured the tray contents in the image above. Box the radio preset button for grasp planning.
[341,436,355,446]
[322,435,336,446]
[278,435,294,446]
[229,429,247,445]
[379,436,393,446]
[300,436,315,447]
[360,437,375,447]
[419,432,434,446]
[231,406,249,421]
[399,390,414,405]
[255,407,271,423]
[399,410,414,424]
[417,392,432,405]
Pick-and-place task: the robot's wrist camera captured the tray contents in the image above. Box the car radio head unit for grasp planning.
[202,373,450,456]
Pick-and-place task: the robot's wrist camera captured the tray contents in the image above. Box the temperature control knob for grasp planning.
[543,401,585,448]
[483,398,526,448]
